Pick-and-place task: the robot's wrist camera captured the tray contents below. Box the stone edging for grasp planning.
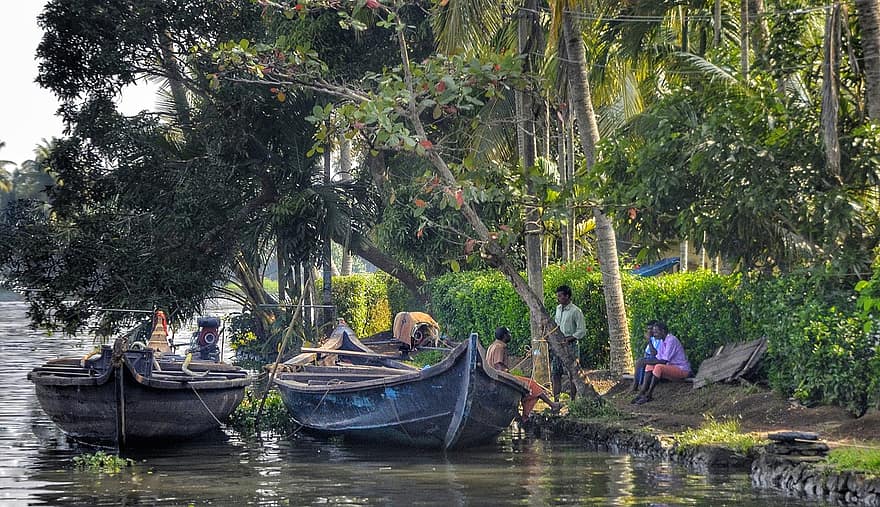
[528,415,880,505]
[752,453,880,506]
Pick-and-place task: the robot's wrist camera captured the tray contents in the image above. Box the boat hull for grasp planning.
[276,335,527,449]
[29,349,250,445]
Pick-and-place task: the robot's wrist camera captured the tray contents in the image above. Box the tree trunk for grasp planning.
[822,5,842,181]
[752,0,769,60]
[233,253,276,338]
[344,237,427,303]
[339,138,354,276]
[517,0,547,384]
[562,9,633,376]
[855,0,880,119]
[322,144,333,333]
[740,0,750,80]
[714,0,722,47]
[158,31,190,129]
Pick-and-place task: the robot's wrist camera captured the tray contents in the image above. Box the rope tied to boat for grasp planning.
[287,384,335,438]
[189,384,224,427]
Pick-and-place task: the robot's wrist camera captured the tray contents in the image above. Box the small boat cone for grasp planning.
[147,311,171,353]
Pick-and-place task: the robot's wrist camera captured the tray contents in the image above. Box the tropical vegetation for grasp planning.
[0,0,877,405]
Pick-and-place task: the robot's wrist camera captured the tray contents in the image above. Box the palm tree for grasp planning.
[560,4,631,375]
[855,0,880,120]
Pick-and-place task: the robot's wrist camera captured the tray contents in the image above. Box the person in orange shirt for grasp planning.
[487,327,561,422]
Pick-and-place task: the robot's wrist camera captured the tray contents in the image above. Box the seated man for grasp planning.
[632,321,691,405]
[487,327,561,421]
[631,319,660,391]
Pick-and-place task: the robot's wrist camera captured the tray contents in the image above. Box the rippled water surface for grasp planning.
[0,301,824,506]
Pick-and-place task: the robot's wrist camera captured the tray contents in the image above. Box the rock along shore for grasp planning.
[528,415,880,506]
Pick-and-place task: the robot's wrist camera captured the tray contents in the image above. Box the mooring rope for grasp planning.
[286,382,336,438]
[190,383,224,426]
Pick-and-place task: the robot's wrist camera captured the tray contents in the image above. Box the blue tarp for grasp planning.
[632,257,680,277]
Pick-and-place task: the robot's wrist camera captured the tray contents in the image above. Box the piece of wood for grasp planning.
[734,336,767,380]
[299,347,399,359]
[692,337,767,389]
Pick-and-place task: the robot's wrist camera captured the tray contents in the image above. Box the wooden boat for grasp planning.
[28,339,251,447]
[274,334,529,450]
[284,319,415,370]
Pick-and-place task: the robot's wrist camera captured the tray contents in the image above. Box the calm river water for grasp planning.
[0,301,824,506]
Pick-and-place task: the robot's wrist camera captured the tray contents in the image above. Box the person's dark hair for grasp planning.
[645,319,658,328]
[655,321,669,335]
[555,285,572,297]
[494,327,511,341]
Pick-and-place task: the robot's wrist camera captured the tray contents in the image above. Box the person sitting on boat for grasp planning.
[487,327,561,421]
[632,321,691,405]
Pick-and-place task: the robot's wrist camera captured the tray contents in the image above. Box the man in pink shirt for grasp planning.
[632,322,691,405]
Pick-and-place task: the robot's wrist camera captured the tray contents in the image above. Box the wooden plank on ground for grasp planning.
[733,336,768,380]
[692,337,767,389]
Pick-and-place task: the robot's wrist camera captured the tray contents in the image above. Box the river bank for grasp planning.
[525,373,880,505]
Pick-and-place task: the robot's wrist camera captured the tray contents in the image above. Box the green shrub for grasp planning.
[228,387,295,436]
[331,274,393,338]
[429,262,742,369]
[738,272,875,416]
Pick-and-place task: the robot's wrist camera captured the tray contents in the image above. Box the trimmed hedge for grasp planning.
[329,272,420,338]
[332,263,878,415]
[429,263,742,370]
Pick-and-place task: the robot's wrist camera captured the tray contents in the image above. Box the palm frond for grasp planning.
[672,51,738,85]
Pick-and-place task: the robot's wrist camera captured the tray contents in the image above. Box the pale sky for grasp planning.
[0,3,156,169]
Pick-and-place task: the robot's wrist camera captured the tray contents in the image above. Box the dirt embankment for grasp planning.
[582,371,880,445]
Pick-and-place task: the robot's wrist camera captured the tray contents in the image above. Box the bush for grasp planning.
[738,272,876,416]
[429,262,742,369]
[227,387,295,436]
[330,274,393,338]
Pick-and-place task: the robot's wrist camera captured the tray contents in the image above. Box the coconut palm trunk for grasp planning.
[516,0,549,386]
[855,0,880,120]
[562,9,633,375]
[823,5,842,180]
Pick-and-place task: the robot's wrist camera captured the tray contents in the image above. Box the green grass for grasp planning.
[673,416,764,453]
[72,451,134,474]
[568,396,623,420]
[827,447,880,475]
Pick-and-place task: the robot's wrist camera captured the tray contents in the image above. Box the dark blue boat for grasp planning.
[274,334,528,449]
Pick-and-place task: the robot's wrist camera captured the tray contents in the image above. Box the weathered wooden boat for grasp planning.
[28,339,251,447]
[275,334,529,449]
[283,319,415,370]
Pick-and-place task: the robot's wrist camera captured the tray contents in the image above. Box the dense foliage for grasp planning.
[427,263,741,370]
[426,264,877,415]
